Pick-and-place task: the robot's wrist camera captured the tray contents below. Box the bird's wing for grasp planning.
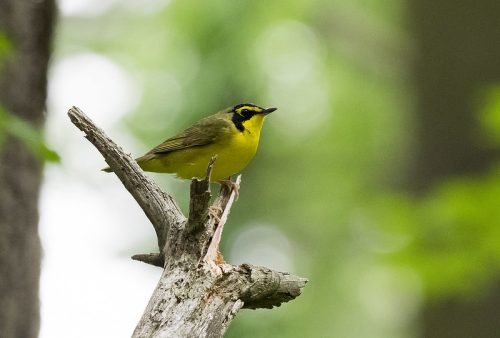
[146,116,230,155]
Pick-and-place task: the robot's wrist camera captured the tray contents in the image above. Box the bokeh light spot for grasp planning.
[228,223,294,272]
[48,52,141,130]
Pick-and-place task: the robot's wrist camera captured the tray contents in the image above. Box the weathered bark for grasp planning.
[0,1,56,338]
[68,107,307,337]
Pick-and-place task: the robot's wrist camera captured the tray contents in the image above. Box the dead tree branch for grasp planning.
[68,106,307,337]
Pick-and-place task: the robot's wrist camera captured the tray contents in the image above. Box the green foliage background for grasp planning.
[53,1,500,337]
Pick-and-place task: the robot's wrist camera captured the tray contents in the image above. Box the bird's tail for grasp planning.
[102,155,151,173]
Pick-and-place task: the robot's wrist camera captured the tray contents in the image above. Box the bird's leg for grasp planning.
[218,177,240,200]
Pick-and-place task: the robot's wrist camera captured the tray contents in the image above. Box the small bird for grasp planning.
[104,103,276,186]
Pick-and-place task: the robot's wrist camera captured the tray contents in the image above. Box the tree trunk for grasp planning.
[408,0,500,336]
[0,1,56,337]
[407,0,500,193]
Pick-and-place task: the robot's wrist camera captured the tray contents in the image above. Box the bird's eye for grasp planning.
[240,109,253,119]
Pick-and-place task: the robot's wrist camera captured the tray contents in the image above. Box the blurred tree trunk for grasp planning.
[408,0,500,336]
[0,1,56,338]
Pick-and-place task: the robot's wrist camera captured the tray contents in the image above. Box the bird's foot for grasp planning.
[208,205,223,222]
[218,178,240,200]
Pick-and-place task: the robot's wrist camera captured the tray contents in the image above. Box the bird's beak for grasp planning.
[263,107,277,115]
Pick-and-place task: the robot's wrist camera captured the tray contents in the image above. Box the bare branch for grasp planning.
[186,156,216,233]
[67,106,185,252]
[131,253,164,267]
[68,106,308,337]
[236,264,308,309]
[204,175,241,265]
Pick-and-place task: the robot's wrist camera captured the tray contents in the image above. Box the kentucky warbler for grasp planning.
[104,103,276,183]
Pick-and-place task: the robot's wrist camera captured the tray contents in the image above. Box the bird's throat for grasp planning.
[240,114,265,134]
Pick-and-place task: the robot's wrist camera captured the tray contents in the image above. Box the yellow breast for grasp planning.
[140,115,266,181]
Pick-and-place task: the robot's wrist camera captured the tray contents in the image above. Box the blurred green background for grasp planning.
[46,0,500,337]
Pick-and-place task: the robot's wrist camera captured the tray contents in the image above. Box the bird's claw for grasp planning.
[209,206,223,222]
[218,178,240,200]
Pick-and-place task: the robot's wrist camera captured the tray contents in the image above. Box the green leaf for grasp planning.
[478,85,500,144]
[0,107,60,163]
[0,31,12,60]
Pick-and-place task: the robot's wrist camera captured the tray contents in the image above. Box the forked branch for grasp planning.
[68,106,307,338]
